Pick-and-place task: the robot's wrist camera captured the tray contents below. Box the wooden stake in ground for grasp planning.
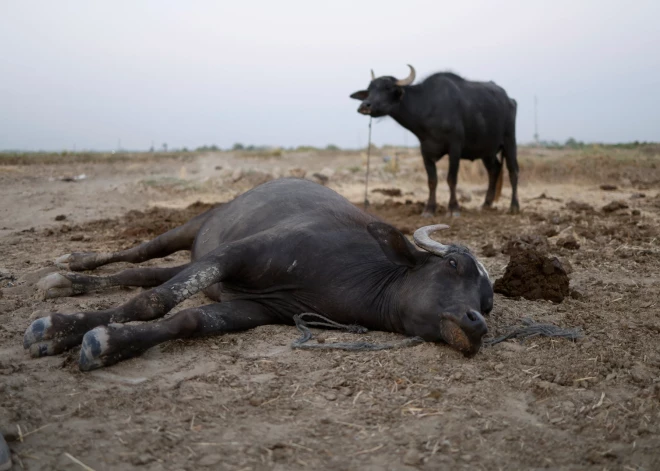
[363,117,372,210]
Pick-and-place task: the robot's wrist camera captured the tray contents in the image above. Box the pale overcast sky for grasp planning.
[1,0,658,151]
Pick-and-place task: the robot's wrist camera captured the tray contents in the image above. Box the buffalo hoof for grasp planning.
[79,326,113,371]
[23,313,87,357]
[481,203,497,212]
[23,316,52,350]
[55,253,75,270]
[508,205,521,215]
[55,252,98,271]
[448,210,461,218]
[80,325,130,371]
[420,211,434,219]
[37,272,83,299]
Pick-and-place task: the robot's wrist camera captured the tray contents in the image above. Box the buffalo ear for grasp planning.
[350,90,369,100]
[367,222,420,268]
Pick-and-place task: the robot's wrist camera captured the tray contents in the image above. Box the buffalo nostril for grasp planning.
[466,310,478,322]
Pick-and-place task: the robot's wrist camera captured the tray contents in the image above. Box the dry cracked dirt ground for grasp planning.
[1,148,659,470]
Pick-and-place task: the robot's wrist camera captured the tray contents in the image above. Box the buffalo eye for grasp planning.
[449,259,457,269]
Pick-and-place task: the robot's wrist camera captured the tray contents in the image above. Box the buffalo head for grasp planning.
[350,65,416,117]
[367,221,492,356]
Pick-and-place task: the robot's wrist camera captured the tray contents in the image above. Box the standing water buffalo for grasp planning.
[350,65,519,217]
[24,178,493,371]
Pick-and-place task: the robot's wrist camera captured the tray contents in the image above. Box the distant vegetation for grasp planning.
[196,145,220,152]
[0,150,198,165]
[1,141,658,166]
[532,139,659,151]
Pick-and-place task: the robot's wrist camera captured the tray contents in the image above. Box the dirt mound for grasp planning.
[602,200,629,213]
[556,235,580,250]
[501,234,550,255]
[85,201,220,240]
[494,247,570,303]
[600,184,618,191]
[372,187,403,197]
[481,243,498,257]
[566,200,594,213]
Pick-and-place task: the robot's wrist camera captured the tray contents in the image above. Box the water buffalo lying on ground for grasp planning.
[24,178,493,371]
[350,65,519,217]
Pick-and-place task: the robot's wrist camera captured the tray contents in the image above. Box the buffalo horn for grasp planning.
[395,64,416,86]
[370,69,376,81]
[413,224,451,256]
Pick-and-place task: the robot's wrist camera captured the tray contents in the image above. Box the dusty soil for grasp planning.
[1,148,660,470]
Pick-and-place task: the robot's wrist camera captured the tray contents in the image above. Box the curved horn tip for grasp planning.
[395,64,416,86]
[413,224,451,256]
[416,224,450,233]
[370,69,376,81]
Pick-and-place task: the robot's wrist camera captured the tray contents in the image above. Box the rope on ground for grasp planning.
[484,317,583,346]
[290,313,582,352]
[291,313,423,351]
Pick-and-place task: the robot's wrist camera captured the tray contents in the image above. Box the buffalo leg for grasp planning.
[24,246,236,358]
[79,301,274,371]
[503,139,520,214]
[421,155,438,218]
[37,264,190,299]
[481,155,502,209]
[55,208,213,271]
[447,148,462,217]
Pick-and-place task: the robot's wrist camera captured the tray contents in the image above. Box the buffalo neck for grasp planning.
[387,85,424,136]
[338,259,410,334]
